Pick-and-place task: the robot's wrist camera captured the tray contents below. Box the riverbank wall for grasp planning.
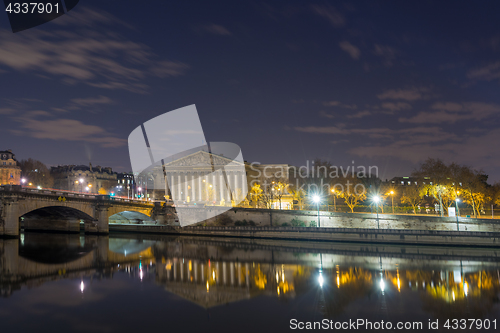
[107,224,500,247]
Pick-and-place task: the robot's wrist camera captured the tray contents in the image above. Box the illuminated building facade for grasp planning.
[0,149,21,185]
[51,163,117,194]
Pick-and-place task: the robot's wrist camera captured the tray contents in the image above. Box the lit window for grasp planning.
[401,181,404,185]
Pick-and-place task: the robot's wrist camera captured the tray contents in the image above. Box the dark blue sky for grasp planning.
[1,1,500,181]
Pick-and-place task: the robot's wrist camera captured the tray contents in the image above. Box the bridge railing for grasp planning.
[0,185,157,205]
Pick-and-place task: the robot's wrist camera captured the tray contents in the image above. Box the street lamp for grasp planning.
[313,195,321,227]
[455,198,460,231]
[373,196,380,228]
[79,178,84,192]
[21,178,26,185]
[390,190,394,214]
[331,189,337,212]
[138,187,142,200]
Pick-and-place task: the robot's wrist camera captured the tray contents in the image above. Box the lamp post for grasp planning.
[390,190,394,214]
[374,196,380,229]
[313,195,321,227]
[79,178,84,193]
[455,198,460,231]
[138,187,142,200]
[331,189,337,212]
[21,178,26,186]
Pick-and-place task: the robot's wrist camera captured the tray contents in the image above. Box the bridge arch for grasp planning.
[21,206,95,232]
[109,211,154,224]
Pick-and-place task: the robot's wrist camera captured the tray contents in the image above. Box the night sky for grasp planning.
[1,1,500,181]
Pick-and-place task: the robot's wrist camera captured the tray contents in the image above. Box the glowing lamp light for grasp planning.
[312,195,320,203]
[138,187,142,191]
[374,196,380,203]
[21,178,26,184]
[318,272,324,288]
[80,281,84,293]
[79,178,84,183]
[455,198,460,202]
[380,279,385,292]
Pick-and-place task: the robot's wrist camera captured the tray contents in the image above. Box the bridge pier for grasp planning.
[0,196,20,237]
[88,201,110,234]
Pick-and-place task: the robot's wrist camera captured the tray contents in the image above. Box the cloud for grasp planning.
[151,60,191,78]
[0,8,189,93]
[203,24,232,36]
[12,118,126,148]
[377,87,428,101]
[70,96,113,106]
[323,101,341,106]
[373,44,398,66]
[350,128,500,170]
[322,101,357,109]
[339,41,360,59]
[293,124,460,143]
[311,4,345,27]
[381,102,411,112]
[346,110,371,118]
[467,61,500,81]
[399,102,500,124]
[0,108,15,115]
[319,110,335,118]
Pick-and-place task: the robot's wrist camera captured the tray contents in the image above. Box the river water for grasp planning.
[1,232,499,332]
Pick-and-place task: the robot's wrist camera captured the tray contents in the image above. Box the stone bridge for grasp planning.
[0,185,176,236]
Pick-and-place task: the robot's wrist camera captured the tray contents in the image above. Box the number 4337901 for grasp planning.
[6,3,60,14]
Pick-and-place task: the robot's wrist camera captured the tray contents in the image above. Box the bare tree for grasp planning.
[20,158,54,188]
[338,176,366,213]
[400,185,423,214]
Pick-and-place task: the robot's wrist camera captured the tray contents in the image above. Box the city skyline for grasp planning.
[1,1,500,181]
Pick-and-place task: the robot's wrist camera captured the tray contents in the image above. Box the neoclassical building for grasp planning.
[51,164,117,194]
[143,150,293,208]
[0,150,21,185]
[148,150,248,205]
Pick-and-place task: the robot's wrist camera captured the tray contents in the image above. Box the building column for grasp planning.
[194,262,198,283]
[238,262,242,287]
[245,263,250,288]
[177,173,182,200]
[230,262,235,286]
[212,172,217,202]
[184,173,188,202]
[191,175,196,201]
[198,173,202,201]
[222,262,227,286]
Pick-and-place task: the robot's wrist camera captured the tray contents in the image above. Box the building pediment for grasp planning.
[164,151,243,168]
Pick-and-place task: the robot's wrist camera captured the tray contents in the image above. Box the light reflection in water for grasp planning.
[2,234,500,322]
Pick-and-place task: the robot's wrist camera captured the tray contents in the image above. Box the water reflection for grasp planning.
[1,233,500,326]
